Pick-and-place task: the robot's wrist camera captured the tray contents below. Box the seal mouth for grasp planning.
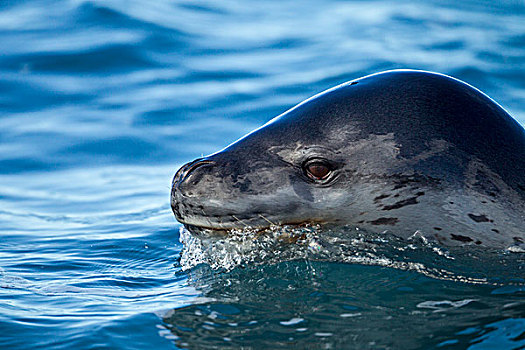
[183,219,328,239]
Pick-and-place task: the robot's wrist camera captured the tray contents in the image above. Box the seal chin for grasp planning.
[183,224,230,238]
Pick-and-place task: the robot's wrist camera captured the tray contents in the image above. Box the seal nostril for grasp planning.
[173,159,216,190]
[184,160,215,178]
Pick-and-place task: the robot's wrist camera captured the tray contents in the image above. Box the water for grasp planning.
[0,0,524,348]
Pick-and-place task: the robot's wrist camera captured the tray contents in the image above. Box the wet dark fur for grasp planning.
[171,70,525,248]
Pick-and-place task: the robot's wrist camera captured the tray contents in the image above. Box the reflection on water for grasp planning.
[162,261,525,349]
[0,0,524,349]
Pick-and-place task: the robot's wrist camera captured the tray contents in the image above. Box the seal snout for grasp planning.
[171,158,219,224]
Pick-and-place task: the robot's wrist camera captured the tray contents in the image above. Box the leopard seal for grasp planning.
[171,70,525,248]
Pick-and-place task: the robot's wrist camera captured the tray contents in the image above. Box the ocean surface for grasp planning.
[0,0,524,349]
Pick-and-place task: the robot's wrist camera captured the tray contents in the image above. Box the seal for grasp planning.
[171,70,525,248]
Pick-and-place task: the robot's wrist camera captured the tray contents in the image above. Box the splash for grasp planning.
[179,225,524,285]
[178,224,320,271]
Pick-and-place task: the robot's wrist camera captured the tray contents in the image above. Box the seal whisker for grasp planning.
[258,214,276,226]
[232,215,248,228]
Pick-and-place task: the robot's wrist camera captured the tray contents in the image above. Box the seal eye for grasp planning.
[305,161,331,180]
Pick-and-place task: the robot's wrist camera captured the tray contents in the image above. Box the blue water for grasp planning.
[1,0,524,348]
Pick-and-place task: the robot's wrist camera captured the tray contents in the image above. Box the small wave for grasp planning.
[416,299,478,312]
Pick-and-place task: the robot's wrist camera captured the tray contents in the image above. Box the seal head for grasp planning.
[171,70,525,247]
